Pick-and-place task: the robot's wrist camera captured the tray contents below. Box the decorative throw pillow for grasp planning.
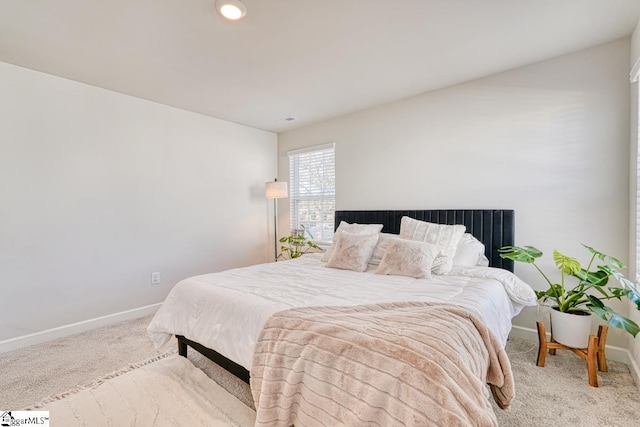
[399,216,466,258]
[453,233,487,267]
[326,231,379,272]
[477,255,490,267]
[431,253,454,275]
[375,239,439,279]
[368,233,403,266]
[321,221,384,262]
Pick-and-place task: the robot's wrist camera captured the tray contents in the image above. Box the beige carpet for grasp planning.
[492,339,640,426]
[0,316,169,410]
[30,355,255,427]
[1,315,640,426]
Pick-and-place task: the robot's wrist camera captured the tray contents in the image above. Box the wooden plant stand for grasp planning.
[536,321,608,387]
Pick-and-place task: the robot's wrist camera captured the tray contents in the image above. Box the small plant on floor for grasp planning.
[278,225,321,260]
[499,244,640,337]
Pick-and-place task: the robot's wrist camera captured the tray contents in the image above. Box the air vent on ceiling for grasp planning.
[276,117,297,123]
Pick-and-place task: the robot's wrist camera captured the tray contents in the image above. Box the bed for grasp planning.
[147,209,537,426]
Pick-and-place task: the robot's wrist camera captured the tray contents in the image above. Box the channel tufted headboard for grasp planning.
[334,209,515,272]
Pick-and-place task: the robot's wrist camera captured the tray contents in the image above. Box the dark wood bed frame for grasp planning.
[177,209,515,384]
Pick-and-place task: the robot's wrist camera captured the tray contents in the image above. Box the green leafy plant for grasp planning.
[278,226,321,260]
[499,244,640,337]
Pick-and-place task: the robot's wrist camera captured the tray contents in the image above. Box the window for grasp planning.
[288,143,335,244]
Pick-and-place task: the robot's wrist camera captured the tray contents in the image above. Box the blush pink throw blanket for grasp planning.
[250,302,514,427]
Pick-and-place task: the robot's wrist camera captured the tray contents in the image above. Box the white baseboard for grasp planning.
[630,354,640,392]
[0,303,162,354]
[509,325,632,365]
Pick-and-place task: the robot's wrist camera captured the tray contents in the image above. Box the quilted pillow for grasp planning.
[321,221,383,262]
[431,253,454,275]
[326,231,379,272]
[399,216,466,258]
[375,239,439,279]
[453,233,487,267]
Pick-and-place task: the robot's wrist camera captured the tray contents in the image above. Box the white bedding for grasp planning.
[147,253,536,370]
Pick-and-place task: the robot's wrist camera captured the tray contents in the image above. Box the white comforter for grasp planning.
[147,254,536,370]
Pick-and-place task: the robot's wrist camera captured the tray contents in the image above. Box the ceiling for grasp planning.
[1,1,639,133]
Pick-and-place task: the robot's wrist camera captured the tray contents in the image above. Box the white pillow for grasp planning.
[375,239,439,279]
[326,231,379,272]
[399,217,466,258]
[453,233,487,267]
[321,221,384,262]
[368,233,403,266]
[431,253,454,275]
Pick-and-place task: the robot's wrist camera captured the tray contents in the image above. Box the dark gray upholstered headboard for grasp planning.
[334,210,514,272]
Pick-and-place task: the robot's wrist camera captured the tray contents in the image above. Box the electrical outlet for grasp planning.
[151,272,160,285]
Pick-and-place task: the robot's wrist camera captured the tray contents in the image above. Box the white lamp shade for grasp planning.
[265,181,288,199]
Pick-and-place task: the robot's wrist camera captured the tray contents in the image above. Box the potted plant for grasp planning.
[278,226,321,260]
[499,244,640,348]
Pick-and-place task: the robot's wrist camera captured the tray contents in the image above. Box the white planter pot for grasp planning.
[550,308,592,348]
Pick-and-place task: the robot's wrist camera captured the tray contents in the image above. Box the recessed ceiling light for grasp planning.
[215,0,247,21]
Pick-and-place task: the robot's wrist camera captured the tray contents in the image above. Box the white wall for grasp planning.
[0,61,276,342]
[630,18,640,382]
[632,19,640,70]
[278,38,631,347]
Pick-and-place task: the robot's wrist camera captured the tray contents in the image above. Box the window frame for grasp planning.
[287,142,335,245]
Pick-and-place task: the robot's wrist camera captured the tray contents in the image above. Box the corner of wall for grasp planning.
[629,16,640,385]
[631,19,640,74]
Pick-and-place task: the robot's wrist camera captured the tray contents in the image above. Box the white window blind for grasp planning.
[288,143,335,243]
